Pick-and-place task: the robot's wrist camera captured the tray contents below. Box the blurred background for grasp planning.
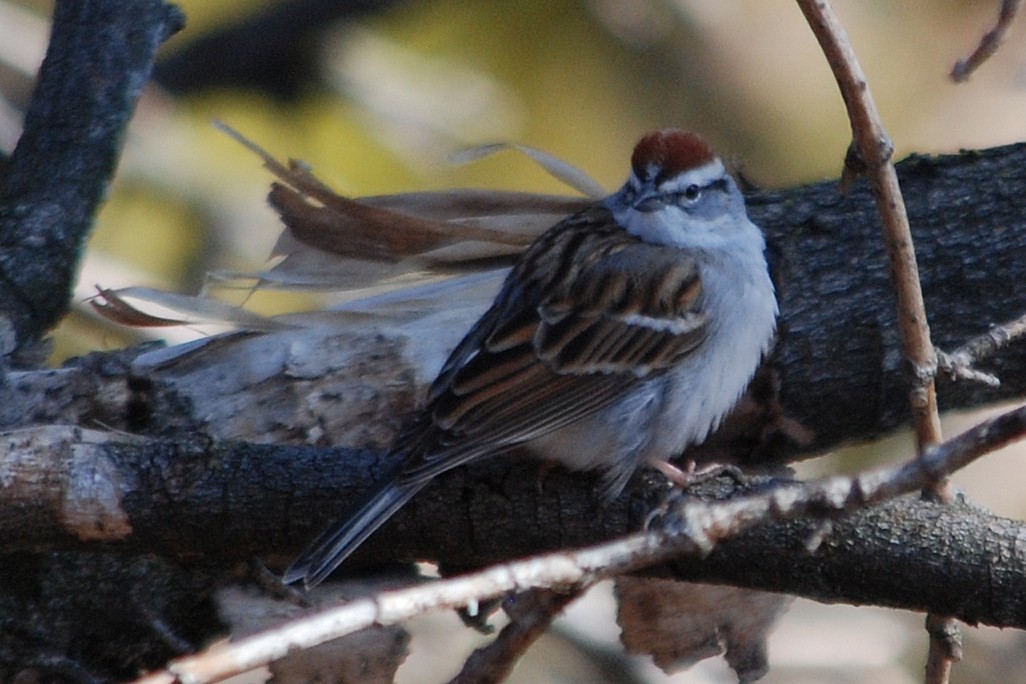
[2,1,1026,682]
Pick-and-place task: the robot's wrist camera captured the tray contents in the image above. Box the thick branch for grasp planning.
[0,145,1025,571]
[0,0,184,358]
[1,425,1025,630]
[8,143,1026,454]
[752,141,1026,457]
[1,140,1025,680]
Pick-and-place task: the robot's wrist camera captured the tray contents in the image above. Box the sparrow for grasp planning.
[284,130,778,588]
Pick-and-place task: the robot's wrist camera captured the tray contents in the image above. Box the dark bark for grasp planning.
[0,5,187,675]
[755,143,1026,457]
[4,145,1026,452]
[2,2,1026,680]
[2,428,1024,631]
[2,145,1026,599]
[0,136,1023,662]
[661,494,1026,629]
[0,0,184,361]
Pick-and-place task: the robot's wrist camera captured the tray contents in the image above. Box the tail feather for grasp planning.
[283,479,423,588]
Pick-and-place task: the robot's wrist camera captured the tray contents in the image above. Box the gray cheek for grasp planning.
[689,192,739,223]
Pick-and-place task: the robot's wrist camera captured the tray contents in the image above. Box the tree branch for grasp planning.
[2,411,1026,632]
[796,0,943,463]
[951,0,1024,82]
[1,144,1025,457]
[127,403,1026,684]
[795,2,959,679]
[754,140,1026,457]
[0,0,184,360]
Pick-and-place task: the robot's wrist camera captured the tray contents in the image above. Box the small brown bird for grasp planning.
[284,130,777,588]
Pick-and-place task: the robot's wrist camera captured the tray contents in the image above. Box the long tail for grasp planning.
[283,478,425,589]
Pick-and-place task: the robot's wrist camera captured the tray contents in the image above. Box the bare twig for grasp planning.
[935,352,1000,387]
[449,589,582,684]
[925,613,964,680]
[129,403,1026,684]
[795,1,956,680]
[951,0,1024,82]
[794,0,944,466]
[938,311,1026,386]
[132,535,662,684]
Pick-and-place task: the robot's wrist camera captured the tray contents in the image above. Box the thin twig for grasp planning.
[795,1,955,681]
[794,0,945,470]
[134,536,663,684]
[938,311,1026,386]
[935,352,1000,387]
[449,589,582,684]
[951,0,1024,82]
[925,613,964,680]
[129,403,1026,684]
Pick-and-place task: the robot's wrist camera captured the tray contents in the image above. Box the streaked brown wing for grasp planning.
[535,246,706,375]
[397,205,708,483]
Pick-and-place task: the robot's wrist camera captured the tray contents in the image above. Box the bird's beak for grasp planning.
[630,183,664,213]
[632,194,664,213]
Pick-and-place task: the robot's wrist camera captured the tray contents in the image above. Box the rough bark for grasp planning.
[4,145,1026,450]
[0,137,1023,655]
[3,3,1026,680]
[3,425,1025,632]
[753,143,1026,456]
[0,0,184,361]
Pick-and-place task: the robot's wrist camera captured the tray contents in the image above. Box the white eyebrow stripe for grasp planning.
[660,158,725,192]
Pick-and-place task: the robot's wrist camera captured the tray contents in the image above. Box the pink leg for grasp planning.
[648,458,741,488]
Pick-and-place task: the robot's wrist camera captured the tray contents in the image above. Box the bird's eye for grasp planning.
[681,185,701,202]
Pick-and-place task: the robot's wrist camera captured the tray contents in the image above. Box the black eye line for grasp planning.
[674,177,729,203]
[672,184,702,204]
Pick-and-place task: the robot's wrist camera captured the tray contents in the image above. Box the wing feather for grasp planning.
[398,204,709,478]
